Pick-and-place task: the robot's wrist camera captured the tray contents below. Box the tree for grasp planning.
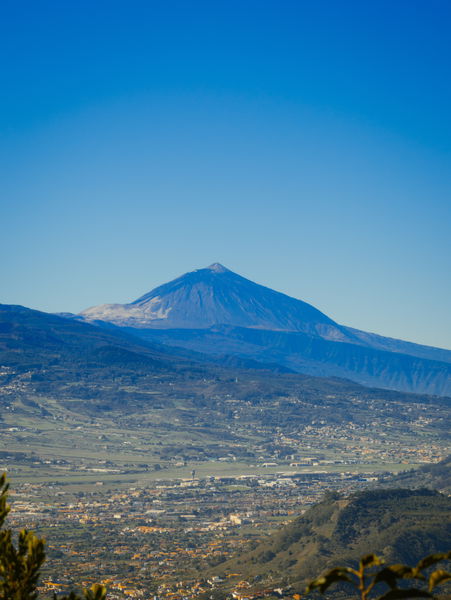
[0,473,106,600]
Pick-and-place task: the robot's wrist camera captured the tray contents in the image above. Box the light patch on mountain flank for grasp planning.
[81,296,171,326]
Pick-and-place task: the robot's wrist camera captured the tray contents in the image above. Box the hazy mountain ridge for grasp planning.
[126,325,451,396]
[77,264,451,396]
[343,326,451,364]
[0,303,199,374]
[2,302,449,417]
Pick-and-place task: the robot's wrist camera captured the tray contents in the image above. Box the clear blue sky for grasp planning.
[1,0,450,349]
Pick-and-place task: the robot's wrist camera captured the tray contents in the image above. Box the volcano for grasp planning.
[79,264,451,395]
[81,263,354,340]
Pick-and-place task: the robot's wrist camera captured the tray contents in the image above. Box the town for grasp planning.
[8,457,447,600]
[1,365,449,599]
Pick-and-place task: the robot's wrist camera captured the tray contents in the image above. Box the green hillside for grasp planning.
[213,488,451,586]
[378,455,451,493]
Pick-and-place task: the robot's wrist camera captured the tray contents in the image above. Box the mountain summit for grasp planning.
[80,264,352,341]
[205,262,230,273]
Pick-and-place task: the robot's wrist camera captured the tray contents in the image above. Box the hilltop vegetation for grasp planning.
[213,488,451,586]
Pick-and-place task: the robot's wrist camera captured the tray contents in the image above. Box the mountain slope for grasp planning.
[213,488,451,586]
[0,303,203,374]
[129,325,451,396]
[344,326,451,364]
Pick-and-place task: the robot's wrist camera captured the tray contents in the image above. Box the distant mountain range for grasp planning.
[5,301,447,425]
[77,264,451,396]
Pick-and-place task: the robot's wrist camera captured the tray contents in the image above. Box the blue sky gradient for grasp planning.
[1,0,450,348]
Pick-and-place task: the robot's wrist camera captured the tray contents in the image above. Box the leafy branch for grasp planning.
[305,551,451,600]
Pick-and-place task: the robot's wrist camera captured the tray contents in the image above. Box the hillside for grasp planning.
[378,455,451,493]
[212,488,451,586]
[134,325,451,396]
[0,303,186,373]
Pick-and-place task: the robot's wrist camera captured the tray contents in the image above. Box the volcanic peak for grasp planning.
[204,262,229,273]
[79,262,342,336]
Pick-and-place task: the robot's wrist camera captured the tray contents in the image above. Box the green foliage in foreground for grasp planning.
[218,487,451,585]
[0,473,105,600]
[305,551,451,600]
